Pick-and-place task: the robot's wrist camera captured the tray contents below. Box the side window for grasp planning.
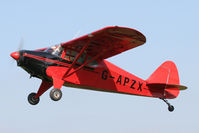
[64,50,76,61]
[64,50,70,60]
[63,49,98,67]
[87,56,98,67]
[76,53,86,64]
[64,49,85,64]
[70,51,77,61]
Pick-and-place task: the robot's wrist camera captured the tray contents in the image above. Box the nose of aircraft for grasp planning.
[10,51,20,60]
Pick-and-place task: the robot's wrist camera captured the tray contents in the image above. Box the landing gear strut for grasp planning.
[28,93,40,105]
[160,98,174,112]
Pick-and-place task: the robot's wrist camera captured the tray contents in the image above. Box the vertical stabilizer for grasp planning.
[147,61,179,85]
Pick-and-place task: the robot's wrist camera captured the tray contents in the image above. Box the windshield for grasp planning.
[45,44,64,56]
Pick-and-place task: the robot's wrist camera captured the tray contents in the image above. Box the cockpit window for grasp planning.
[45,45,63,57]
[64,49,98,67]
[87,56,98,67]
[65,50,76,61]
[45,45,99,67]
[64,49,86,64]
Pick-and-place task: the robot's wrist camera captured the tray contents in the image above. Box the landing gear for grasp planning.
[50,88,62,101]
[28,93,40,105]
[160,98,174,112]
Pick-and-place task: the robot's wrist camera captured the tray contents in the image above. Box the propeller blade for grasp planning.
[17,37,24,51]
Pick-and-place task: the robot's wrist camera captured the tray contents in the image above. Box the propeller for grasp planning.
[10,37,24,65]
[17,37,24,51]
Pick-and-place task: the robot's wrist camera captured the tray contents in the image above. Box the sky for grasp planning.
[0,0,199,133]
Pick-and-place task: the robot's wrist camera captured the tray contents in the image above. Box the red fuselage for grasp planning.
[57,59,165,99]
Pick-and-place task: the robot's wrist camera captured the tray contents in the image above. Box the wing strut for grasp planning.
[62,39,112,79]
[63,40,90,77]
[63,52,101,78]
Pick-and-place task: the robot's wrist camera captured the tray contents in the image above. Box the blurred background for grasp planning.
[0,0,198,133]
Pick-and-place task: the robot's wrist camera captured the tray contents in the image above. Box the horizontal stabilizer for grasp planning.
[147,83,187,90]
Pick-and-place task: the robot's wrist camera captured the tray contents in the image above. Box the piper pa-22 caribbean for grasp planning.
[10,26,187,112]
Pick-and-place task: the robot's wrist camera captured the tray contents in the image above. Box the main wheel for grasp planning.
[28,93,40,105]
[50,88,62,101]
[168,105,174,112]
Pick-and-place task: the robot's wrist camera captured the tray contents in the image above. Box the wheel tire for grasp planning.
[168,105,174,112]
[50,88,62,101]
[28,93,40,105]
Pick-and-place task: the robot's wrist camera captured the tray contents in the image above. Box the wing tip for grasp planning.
[104,26,146,44]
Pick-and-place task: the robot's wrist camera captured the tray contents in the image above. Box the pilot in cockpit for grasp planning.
[45,44,63,57]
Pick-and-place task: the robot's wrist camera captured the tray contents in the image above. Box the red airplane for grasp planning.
[10,26,187,112]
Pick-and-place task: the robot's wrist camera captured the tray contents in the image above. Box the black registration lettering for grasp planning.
[116,75,122,85]
[130,80,136,89]
[123,77,129,86]
[137,81,143,91]
[102,70,108,80]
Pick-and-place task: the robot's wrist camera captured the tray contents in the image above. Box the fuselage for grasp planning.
[16,49,164,99]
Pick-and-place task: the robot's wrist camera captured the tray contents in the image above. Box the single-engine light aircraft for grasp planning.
[10,26,187,112]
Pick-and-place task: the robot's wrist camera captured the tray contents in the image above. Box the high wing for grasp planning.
[61,26,146,59]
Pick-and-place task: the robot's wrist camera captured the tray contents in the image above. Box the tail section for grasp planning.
[146,61,187,99]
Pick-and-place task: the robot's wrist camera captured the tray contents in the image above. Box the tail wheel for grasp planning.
[50,88,62,101]
[168,105,174,112]
[28,93,40,105]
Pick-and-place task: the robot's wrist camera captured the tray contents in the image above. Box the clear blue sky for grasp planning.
[0,0,198,133]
